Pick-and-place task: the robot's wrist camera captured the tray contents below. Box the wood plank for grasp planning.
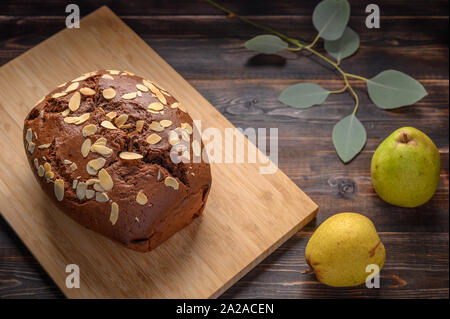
[0,7,317,299]
[221,232,449,298]
[1,0,448,16]
[1,16,448,80]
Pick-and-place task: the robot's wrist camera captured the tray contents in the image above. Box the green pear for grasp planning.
[371,127,440,208]
[305,213,385,287]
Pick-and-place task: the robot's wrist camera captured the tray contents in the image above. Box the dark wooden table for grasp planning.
[0,0,448,298]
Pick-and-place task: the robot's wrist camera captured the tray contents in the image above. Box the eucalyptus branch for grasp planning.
[205,0,428,164]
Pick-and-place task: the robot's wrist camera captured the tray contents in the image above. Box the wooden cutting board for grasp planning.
[0,7,318,298]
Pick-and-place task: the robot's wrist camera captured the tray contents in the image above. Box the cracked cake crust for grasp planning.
[23,70,212,252]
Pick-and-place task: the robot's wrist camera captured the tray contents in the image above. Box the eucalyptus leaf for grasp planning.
[279,83,330,108]
[332,114,367,163]
[367,70,428,109]
[324,27,360,62]
[245,35,288,54]
[312,0,350,41]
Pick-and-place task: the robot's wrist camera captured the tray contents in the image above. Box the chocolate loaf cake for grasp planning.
[23,70,211,252]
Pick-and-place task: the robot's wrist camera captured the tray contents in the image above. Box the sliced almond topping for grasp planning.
[81,139,91,158]
[119,123,133,129]
[137,91,142,97]
[164,176,179,190]
[64,116,79,124]
[52,92,67,99]
[80,87,96,96]
[105,111,117,121]
[40,110,45,119]
[34,158,39,170]
[72,179,78,189]
[119,152,143,160]
[61,108,70,117]
[101,120,117,130]
[148,102,164,111]
[64,160,72,165]
[168,130,180,145]
[86,178,99,186]
[70,162,78,171]
[69,92,81,111]
[26,128,33,143]
[110,202,119,225]
[72,74,90,82]
[65,82,79,93]
[136,120,144,132]
[102,74,114,80]
[160,120,172,128]
[95,191,109,202]
[57,82,67,88]
[114,114,128,127]
[75,113,90,125]
[98,168,113,191]
[102,88,116,100]
[146,133,161,145]
[82,124,97,137]
[94,137,107,146]
[94,182,105,192]
[99,107,106,115]
[136,191,148,205]
[149,121,164,132]
[143,80,160,94]
[38,165,45,177]
[44,162,51,172]
[76,181,86,200]
[108,70,120,75]
[45,171,55,181]
[155,91,167,104]
[91,144,113,157]
[86,189,95,199]
[136,84,149,92]
[181,123,193,134]
[161,90,171,97]
[86,164,98,175]
[192,140,201,157]
[87,158,106,171]
[27,142,35,154]
[54,179,64,201]
[122,92,137,100]
[177,103,187,113]
[170,102,179,109]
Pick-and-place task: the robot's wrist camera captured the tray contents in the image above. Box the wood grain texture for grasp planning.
[0,7,317,298]
[0,0,448,299]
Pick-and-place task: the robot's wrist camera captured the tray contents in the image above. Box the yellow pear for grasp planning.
[371,127,440,208]
[305,213,385,287]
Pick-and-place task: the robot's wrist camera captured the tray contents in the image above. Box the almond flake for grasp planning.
[70,162,78,171]
[143,80,160,94]
[101,120,117,130]
[136,84,148,92]
[119,152,143,160]
[75,113,90,125]
[80,87,96,96]
[52,92,67,99]
[155,91,167,104]
[27,142,35,153]
[136,191,148,205]
[91,144,113,157]
[26,128,33,143]
[88,158,106,171]
[94,183,105,192]
[102,88,116,100]
[102,74,114,80]
[81,139,91,158]
[110,202,119,225]
[38,165,45,177]
[65,82,79,93]
[82,124,97,137]
[64,160,72,165]
[86,178,99,186]
[98,168,113,191]
[94,137,107,146]
[44,162,51,172]
[160,120,172,128]
[137,91,142,97]
[105,111,117,121]
[170,102,179,109]
[114,114,128,127]
[54,179,64,201]
[76,181,86,200]
[40,110,45,119]
[136,120,144,132]
[161,90,171,97]
[146,133,161,145]
[72,179,78,189]
[33,158,39,170]
[180,123,193,134]
[72,74,90,82]
[122,92,137,100]
[108,70,120,75]
[149,121,164,132]
[86,189,95,199]
[64,116,79,124]
[95,191,109,202]
[69,92,81,112]
[177,103,187,113]
[61,108,70,117]
[164,176,179,190]
[57,82,67,88]
[45,170,55,181]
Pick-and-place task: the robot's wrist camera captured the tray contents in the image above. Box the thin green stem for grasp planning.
[329,84,348,94]
[346,73,369,82]
[307,33,321,48]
